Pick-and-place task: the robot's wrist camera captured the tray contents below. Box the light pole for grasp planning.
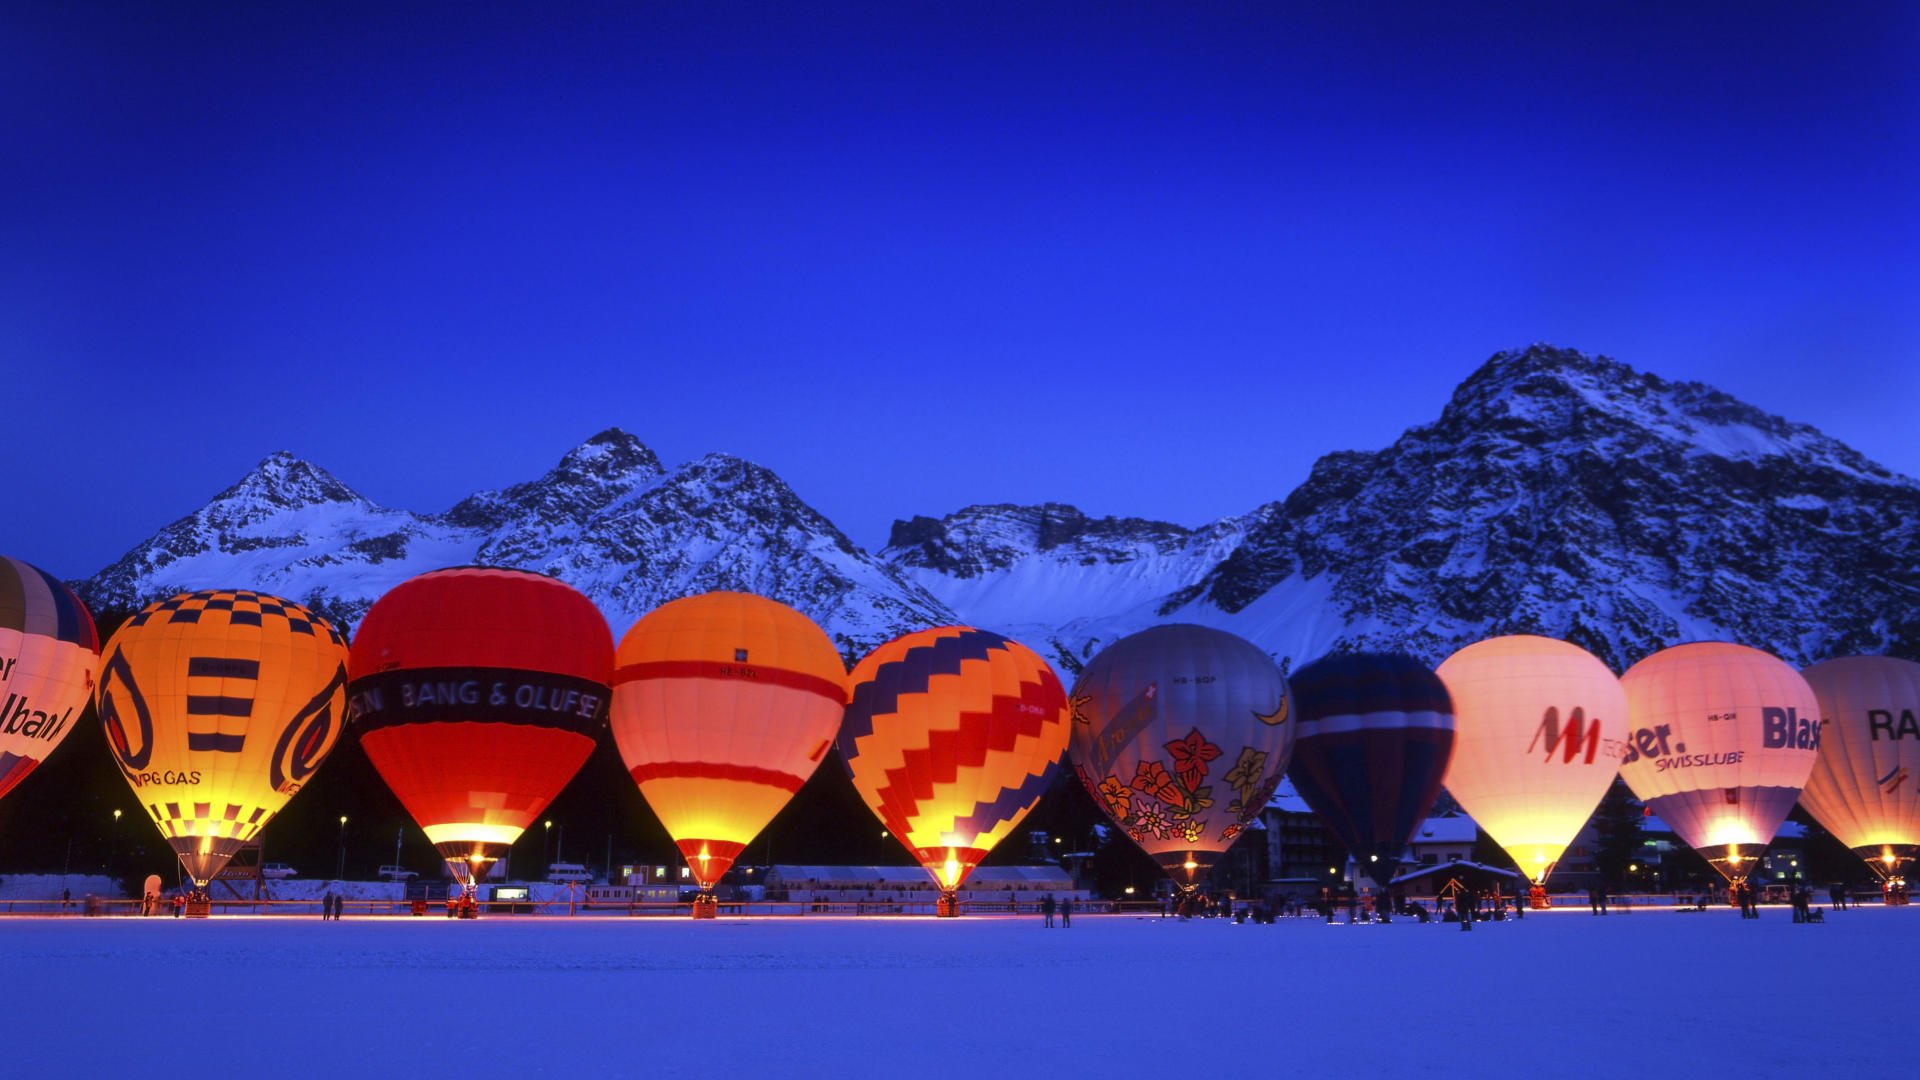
[336,815,348,880]
[108,809,122,880]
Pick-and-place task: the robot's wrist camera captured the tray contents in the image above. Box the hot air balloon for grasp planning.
[1618,642,1820,883]
[610,592,846,918]
[1436,635,1627,886]
[1287,652,1455,889]
[0,556,99,803]
[1069,625,1292,901]
[348,568,613,890]
[840,626,1069,917]
[1798,655,1920,888]
[96,589,348,886]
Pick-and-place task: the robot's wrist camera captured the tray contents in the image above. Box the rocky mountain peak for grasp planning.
[446,429,666,530]
[212,451,366,511]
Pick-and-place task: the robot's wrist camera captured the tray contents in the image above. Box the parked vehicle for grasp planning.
[378,865,419,882]
[546,862,592,884]
[260,863,298,879]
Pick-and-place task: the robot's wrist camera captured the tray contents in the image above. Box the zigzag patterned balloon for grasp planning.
[839,626,1069,908]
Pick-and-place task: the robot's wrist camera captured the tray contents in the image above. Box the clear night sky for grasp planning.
[4,3,1915,581]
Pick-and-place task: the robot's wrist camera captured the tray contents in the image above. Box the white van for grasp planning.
[546,862,592,884]
[261,863,297,879]
[378,865,418,882]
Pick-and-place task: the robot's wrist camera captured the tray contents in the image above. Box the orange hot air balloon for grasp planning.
[348,568,613,887]
[839,627,1070,916]
[97,590,349,886]
[610,592,846,918]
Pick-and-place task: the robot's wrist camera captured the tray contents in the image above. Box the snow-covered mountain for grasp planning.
[891,346,1920,672]
[79,347,1920,673]
[82,428,950,659]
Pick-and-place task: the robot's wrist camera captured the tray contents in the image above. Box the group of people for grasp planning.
[319,891,347,920]
[1039,893,1072,927]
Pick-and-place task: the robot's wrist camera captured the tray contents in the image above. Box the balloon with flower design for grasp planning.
[1069,625,1293,894]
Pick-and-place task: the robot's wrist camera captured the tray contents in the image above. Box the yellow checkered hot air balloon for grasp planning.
[839,626,1069,917]
[610,592,846,918]
[96,590,349,886]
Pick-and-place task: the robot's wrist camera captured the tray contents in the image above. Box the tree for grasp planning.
[1591,778,1645,886]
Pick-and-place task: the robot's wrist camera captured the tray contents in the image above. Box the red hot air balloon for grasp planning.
[348,568,614,888]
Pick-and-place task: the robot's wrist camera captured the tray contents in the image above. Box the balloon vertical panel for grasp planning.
[1618,642,1820,882]
[97,590,349,884]
[0,556,99,802]
[1799,656,1920,876]
[611,592,846,887]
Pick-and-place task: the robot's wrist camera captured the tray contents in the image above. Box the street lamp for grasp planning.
[544,820,554,870]
[336,815,348,880]
[108,809,122,877]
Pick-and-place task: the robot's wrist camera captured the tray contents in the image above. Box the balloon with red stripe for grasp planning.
[839,626,1070,914]
[347,567,614,886]
[610,592,846,910]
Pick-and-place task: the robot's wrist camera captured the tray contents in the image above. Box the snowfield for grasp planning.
[4,907,1911,1077]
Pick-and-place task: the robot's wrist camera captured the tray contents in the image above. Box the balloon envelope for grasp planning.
[1437,635,1627,882]
[348,568,614,883]
[1798,655,1920,879]
[611,591,846,888]
[0,555,99,803]
[1287,652,1455,888]
[839,627,1068,893]
[1618,642,1820,883]
[97,589,349,885]
[1069,625,1292,889]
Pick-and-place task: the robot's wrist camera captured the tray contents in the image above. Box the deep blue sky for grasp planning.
[4,3,1915,580]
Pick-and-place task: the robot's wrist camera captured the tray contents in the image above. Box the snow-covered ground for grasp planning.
[3,907,1912,1076]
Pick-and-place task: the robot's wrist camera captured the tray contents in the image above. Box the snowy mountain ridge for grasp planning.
[77,347,1920,671]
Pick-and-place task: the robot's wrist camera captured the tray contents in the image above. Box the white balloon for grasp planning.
[1799,655,1920,879]
[1438,635,1626,882]
[1619,642,1820,882]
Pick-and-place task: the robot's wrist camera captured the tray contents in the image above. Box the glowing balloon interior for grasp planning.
[839,627,1069,913]
[97,590,349,885]
[1069,624,1293,891]
[611,592,846,911]
[1437,635,1627,882]
[1618,642,1820,884]
[0,556,99,804]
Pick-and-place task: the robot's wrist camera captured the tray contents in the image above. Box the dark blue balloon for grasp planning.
[1286,652,1455,888]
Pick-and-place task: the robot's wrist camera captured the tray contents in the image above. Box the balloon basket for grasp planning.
[1528,885,1549,910]
[185,899,211,919]
[691,894,718,920]
[936,892,959,918]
